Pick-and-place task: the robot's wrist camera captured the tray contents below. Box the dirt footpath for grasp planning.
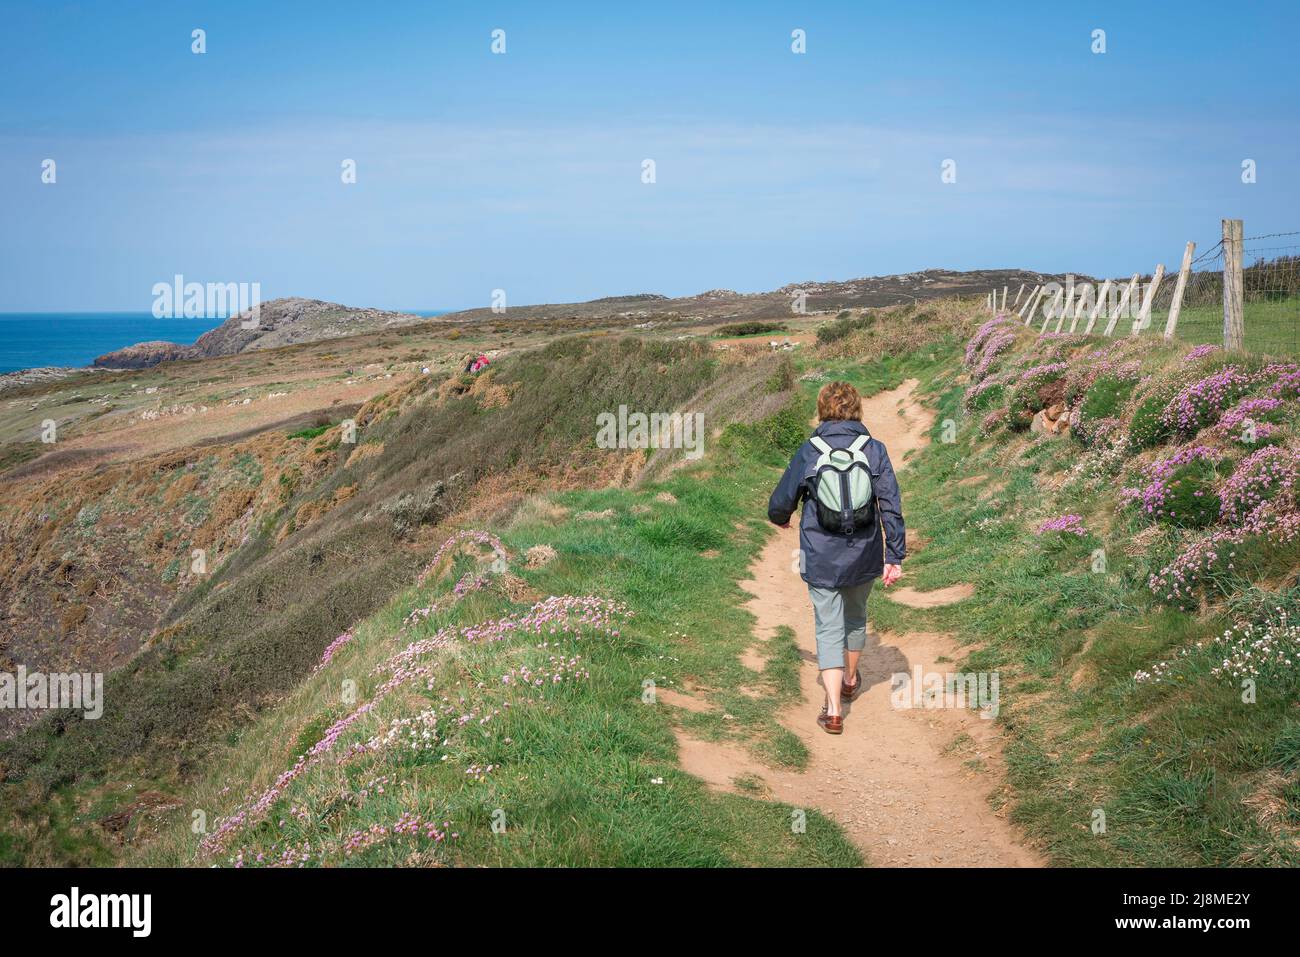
[676,378,1042,866]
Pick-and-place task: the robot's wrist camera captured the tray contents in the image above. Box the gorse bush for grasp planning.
[816,311,873,344]
[716,320,786,337]
[765,356,797,393]
[380,483,450,540]
[719,400,807,466]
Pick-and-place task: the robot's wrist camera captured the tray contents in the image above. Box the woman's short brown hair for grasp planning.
[816,381,862,423]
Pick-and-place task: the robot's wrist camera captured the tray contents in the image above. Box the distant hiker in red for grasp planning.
[465,354,490,374]
[767,381,905,735]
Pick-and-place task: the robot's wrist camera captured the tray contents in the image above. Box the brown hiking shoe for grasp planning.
[817,709,843,734]
[840,670,862,702]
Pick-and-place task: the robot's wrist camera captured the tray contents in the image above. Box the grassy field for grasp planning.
[6,296,1300,867]
[1140,296,1300,355]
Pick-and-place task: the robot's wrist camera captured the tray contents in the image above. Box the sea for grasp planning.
[0,311,448,375]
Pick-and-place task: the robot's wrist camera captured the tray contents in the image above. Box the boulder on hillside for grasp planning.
[92,340,194,369]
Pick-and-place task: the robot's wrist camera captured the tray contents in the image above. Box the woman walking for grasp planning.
[767,381,905,734]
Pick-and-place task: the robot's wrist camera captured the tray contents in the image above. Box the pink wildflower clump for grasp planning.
[1268,361,1300,400]
[964,316,1015,367]
[1066,353,1141,403]
[1211,397,1285,446]
[963,375,1006,412]
[384,595,629,676]
[1258,361,1300,400]
[341,816,456,857]
[500,654,591,690]
[1070,408,1123,448]
[979,407,1009,435]
[1118,446,1217,519]
[1218,445,1299,525]
[1159,366,1252,436]
[405,529,511,626]
[204,592,630,862]
[1036,514,1088,537]
[970,330,1018,383]
[313,629,355,673]
[1182,343,1219,363]
[417,529,508,585]
[1148,501,1300,608]
[1018,361,1069,385]
[453,572,492,598]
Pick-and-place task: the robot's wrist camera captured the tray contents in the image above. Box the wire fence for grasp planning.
[1137,232,1300,354]
[1006,225,1300,356]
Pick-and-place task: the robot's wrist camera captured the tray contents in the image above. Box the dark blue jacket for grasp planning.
[767,419,906,588]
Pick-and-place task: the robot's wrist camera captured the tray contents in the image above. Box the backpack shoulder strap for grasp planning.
[848,434,870,453]
[809,436,832,455]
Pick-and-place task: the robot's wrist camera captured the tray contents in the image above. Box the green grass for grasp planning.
[1143,295,1300,355]
[0,440,43,477]
[109,400,859,868]
[287,423,332,440]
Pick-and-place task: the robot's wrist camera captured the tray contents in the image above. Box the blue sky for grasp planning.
[1,0,1296,312]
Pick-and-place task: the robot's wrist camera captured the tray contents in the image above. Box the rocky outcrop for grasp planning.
[0,366,99,393]
[93,340,194,369]
[189,298,425,358]
[92,298,428,370]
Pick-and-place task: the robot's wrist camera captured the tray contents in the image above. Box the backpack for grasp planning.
[804,433,875,534]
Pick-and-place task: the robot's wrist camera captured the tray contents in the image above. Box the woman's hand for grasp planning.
[881,563,903,587]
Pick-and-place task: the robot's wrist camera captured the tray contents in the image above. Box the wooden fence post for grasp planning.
[1041,286,1064,333]
[1103,274,1140,336]
[1223,219,1245,349]
[1083,279,1113,334]
[1163,241,1196,340]
[1021,285,1042,325]
[1132,264,1165,335]
[1054,276,1075,333]
[1001,285,1008,311]
[1068,283,1091,333]
[1012,283,1025,308]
